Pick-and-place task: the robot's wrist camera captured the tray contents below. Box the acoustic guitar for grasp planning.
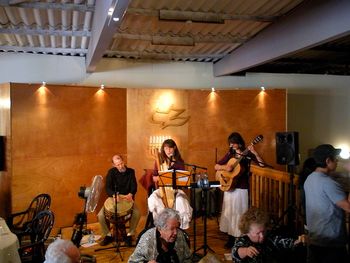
[216,135,263,191]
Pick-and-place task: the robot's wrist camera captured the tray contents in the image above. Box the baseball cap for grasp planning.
[313,144,341,164]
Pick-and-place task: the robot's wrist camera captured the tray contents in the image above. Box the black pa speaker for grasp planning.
[275,132,299,165]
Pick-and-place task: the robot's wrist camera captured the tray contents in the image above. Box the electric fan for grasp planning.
[71,175,103,247]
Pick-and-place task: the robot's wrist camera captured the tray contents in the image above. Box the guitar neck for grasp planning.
[241,142,253,155]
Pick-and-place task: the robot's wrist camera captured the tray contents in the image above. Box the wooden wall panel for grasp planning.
[127,89,189,215]
[126,88,286,216]
[11,84,126,228]
[187,89,287,178]
[8,85,286,230]
[0,83,11,218]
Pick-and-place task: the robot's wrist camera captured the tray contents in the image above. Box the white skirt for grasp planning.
[148,189,193,229]
[219,189,248,237]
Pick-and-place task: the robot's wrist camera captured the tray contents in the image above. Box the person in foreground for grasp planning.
[44,239,80,263]
[128,208,192,263]
[304,144,350,263]
[232,207,306,263]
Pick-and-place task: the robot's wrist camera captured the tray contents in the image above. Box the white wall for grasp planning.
[288,88,350,170]
[0,53,86,84]
[2,53,350,91]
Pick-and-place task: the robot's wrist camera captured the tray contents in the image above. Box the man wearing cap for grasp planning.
[304,144,350,263]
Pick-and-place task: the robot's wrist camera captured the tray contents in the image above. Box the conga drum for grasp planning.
[104,197,133,224]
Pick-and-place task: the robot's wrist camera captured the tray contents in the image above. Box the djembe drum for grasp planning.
[104,197,133,242]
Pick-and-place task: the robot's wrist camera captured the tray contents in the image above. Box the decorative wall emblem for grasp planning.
[150,106,190,129]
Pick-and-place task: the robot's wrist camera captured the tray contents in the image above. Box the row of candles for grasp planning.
[149,135,171,149]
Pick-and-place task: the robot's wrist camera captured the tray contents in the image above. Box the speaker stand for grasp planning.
[274,165,297,235]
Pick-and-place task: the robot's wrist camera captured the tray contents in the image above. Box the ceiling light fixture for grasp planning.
[100,84,105,90]
[211,87,215,92]
[108,7,114,16]
[261,86,265,91]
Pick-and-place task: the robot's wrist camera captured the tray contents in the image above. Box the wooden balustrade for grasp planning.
[249,165,304,232]
[249,165,350,249]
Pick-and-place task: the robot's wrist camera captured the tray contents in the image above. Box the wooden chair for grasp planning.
[7,193,51,237]
[18,210,55,262]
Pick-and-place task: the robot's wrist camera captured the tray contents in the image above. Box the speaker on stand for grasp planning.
[276,132,299,166]
[275,132,300,234]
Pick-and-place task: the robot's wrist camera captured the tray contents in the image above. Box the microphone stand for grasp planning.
[188,166,200,260]
[95,180,125,261]
[184,163,212,259]
[184,163,207,171]
[193,181,215,257]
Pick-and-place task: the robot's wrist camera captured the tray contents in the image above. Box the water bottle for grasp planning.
[88,230,95,244]
[202,173,209,189]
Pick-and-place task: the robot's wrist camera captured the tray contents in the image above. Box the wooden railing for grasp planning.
[249,165,304,232]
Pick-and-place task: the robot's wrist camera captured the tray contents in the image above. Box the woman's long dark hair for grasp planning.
[228,132,245,150]
[160,139,183,163]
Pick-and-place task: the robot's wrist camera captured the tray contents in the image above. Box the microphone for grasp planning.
[168,154,175,169]
[229,147,236,155]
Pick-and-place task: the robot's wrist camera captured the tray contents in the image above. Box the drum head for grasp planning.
[104,197,133,224]
[117,200,133,217]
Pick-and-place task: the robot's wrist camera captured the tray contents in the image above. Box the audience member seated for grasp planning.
[232,207,306,263]
[44,239,80,263]
[128,208,192,263]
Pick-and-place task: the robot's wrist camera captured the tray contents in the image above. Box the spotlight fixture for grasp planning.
[338,145,350,159]
[100,84,105,90]
[113,17,120,22]
[108,7,113,16]
[261,86,265,91]
[211,87,215,92]
[41,81,46,87]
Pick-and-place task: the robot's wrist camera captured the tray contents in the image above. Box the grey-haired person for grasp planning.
[128,208,191,263]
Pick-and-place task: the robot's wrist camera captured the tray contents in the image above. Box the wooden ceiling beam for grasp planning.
[127,8,276,23]
[85,0,131,73]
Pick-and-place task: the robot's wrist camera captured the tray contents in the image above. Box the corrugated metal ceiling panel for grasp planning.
[2,0,348,76]
[109,0,304,62]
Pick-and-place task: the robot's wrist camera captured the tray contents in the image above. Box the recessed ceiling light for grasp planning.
[108,7,114,16]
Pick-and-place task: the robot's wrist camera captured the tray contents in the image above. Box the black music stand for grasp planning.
[194,179,215,257]
[158,169,190,206]
[158,169,191,189]
[185,163,208,261]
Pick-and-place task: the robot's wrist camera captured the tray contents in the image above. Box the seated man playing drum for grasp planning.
[97,155,141,246]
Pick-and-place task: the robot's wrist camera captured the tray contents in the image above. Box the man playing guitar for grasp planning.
[215,132,264,249]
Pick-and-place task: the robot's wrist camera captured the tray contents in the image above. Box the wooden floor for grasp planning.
[61,215,233,262]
